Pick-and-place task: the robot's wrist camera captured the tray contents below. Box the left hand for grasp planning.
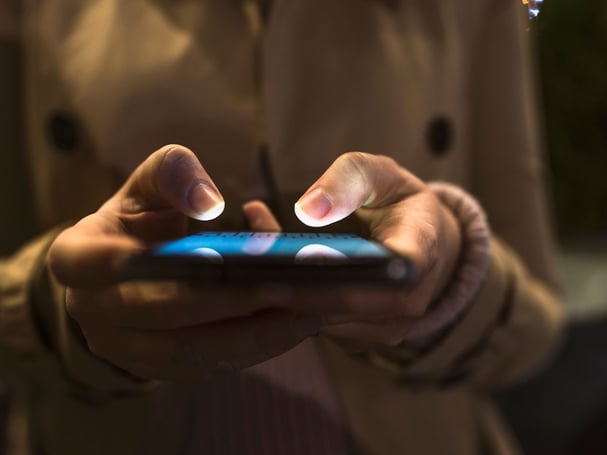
[48,146,321,380]
[287,152,463,349]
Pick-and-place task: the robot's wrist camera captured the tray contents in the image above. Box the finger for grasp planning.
[259,286,424,318]
[49,215,142,288]
[112,144,225,221]
[86,310,321,381]
[321,318,414,348]
[242,200,282,232]
[322,311,445,348]
[294,152,425,227]
[67,282,270,329]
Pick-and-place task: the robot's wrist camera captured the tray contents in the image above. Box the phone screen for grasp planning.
[154,232,390,263]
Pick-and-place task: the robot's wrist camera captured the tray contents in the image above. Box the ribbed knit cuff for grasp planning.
[405,182,491,345]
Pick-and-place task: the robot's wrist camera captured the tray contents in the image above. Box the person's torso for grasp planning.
[17,2,508,454]
[23,0,481,230]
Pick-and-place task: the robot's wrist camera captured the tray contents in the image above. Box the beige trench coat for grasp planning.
[0,0,564,454]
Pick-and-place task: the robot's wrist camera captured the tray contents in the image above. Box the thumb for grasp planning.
[115,144,225,221]
[294,152,424,227]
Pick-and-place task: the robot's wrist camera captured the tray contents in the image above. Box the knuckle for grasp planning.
[343,151,372,177]
[349,153,399,180]
[154,143,190,161]
[342,150,370,164]
[340,153,404,205]
[416,221,440,269]
[148,145,176,184]
[47,231,77,286]
[376,154,399,169]
[341,151,374,195]
[161,144,195,167]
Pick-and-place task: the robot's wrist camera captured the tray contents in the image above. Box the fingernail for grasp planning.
[294,188,332,222]
[189,183,225,221]
[294,314,322,339]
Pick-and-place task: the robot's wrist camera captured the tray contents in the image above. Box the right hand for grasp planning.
[48,145,320,381]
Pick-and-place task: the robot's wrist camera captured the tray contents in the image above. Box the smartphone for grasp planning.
[124,232,412,288]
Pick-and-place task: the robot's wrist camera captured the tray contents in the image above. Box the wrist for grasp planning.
[406,182,491,346]
[431,199,463,301]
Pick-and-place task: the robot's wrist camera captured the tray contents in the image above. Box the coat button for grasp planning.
[47,110,80,153]
[426,116,453,157]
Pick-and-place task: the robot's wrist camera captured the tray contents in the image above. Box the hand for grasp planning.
[291,152,462,348]
[48,145,320,380]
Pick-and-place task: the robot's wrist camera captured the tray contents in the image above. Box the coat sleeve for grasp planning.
[366,0,565,389]
[0,1,147,398]
[0,0,48,383]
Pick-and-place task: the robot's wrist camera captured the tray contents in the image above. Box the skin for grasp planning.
[48,144,461,381]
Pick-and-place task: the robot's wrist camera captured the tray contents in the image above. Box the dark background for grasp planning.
[537,0,607,236]
[497,2,607,454]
